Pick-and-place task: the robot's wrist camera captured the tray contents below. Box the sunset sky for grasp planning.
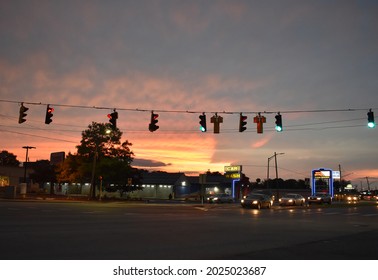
[1,0,377,188]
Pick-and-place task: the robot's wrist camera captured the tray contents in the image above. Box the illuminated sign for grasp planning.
[332,171,340,179]
[313,170,331,179]
[224,165,242,172]
[311,168,334,197]
[225,173,241,179]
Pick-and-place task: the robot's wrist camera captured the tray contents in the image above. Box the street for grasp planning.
[0,200,377,260]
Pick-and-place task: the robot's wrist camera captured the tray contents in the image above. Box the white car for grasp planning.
[279,193,306,206]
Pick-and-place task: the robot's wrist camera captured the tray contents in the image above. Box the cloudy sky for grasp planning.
[1,0,377,188]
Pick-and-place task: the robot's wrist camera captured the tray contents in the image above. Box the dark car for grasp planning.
[241,194,273,209]
[308,193,332,205]
[207,193,234,203]
[251,190,275,202]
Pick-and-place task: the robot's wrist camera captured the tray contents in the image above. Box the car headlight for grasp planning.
[214,197,219,201]
[252,200,258,204]
[317,197,321,200]
[279,199,282,202]
[241,199,245,203]
[288,199,293,203]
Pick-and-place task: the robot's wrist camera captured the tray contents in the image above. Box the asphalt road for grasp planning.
[0,200,377,260]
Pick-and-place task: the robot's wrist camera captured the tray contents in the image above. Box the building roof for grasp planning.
[141,171,187,185]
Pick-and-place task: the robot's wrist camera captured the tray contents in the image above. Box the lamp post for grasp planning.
[266,152,284,189]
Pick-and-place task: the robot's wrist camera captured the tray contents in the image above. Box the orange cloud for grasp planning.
[251,134,272,148]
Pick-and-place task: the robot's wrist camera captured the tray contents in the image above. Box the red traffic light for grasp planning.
[45,105,54,124]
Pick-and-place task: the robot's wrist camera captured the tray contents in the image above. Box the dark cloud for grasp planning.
[132,158,171,168]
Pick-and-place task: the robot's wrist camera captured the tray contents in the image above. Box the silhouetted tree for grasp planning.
[0,150,20,166]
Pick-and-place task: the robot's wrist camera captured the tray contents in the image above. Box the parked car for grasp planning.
[241,194,273,209]
[207,193,234,203]
[279,193,306,206]
[308,193,332,205]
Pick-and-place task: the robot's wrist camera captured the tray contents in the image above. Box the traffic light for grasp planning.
[275,113,283,132]
[210,113,223,134]
[239,113,247,132]
[367,109,375,128]
[44,105,54,124]
[149,111,159,132]
[18,103,29,124]
[199,113,207,132]
[107,110,118,129]
[253,113,266,134]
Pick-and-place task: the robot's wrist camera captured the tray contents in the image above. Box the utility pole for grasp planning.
[366,177,371,191]
[22,146,36,183]
[267,152,284,190]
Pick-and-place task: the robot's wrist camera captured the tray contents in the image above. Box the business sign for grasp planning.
[224,165,242,172]
[311,168,334,197]
[50,152,65,165]
[313,170,331,179]
[332,171,340,179]
[225,173,241,179]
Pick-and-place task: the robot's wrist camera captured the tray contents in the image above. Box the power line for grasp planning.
[1,99,377,115]
[1,128,77,143]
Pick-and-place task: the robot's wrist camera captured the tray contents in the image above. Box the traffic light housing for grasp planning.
[275,113,283,132]
[199,113,207,132]
[239,113,247,132]
[45,105,54,124]
[107,110,118,129]
[149,112,159,132]
[253,113,266,134]
[210,113,223,134]
[367,109,375,128]
[18,103,29,124]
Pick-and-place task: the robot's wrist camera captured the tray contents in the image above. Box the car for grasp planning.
[207,193,234,203]
[241,194,273,209]
[251,190,275,202]
[308,193,332,205]
[279,193,306,206]
[345,193,360,203]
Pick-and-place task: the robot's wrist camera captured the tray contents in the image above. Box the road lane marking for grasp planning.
[194,207,209,211]
[324,212,340,215]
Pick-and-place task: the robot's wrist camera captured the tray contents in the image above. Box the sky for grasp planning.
[0,0,377,189]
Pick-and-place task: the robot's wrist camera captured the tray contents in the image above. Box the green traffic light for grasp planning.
[275,125,283,132]
[367,110,375,128]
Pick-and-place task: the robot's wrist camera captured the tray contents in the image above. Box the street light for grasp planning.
[266,152,284,189]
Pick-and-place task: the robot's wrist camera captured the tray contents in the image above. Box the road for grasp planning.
[0,200,377,260]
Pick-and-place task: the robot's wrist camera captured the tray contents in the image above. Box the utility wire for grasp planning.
[1,99,377,115]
